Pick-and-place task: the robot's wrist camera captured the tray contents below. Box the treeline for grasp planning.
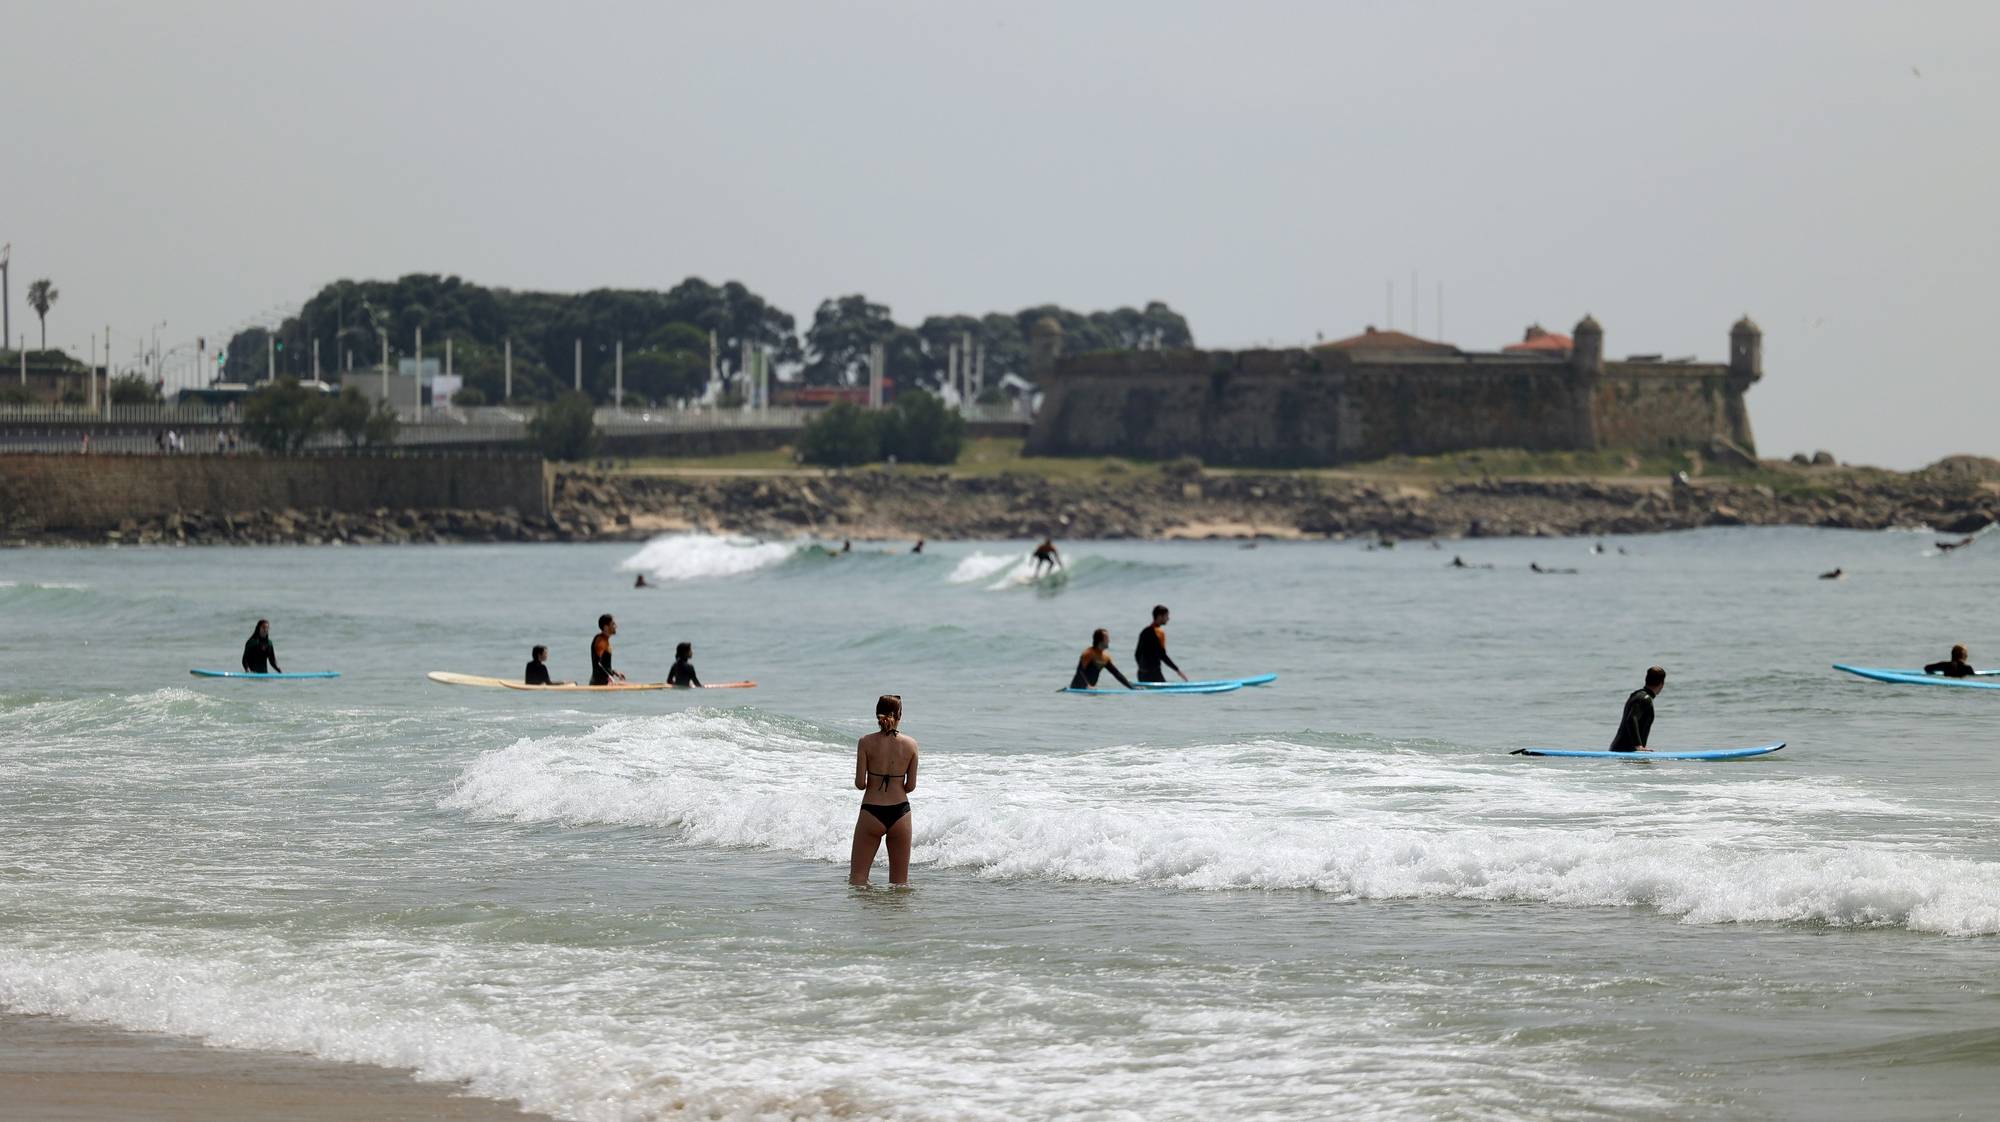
[223,275,1192,405]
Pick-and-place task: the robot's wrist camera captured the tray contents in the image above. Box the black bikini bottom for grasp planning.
[861,802,910,829]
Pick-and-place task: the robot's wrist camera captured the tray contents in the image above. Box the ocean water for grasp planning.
[2,529,1996,1121]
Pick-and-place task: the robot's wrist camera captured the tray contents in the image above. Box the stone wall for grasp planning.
[1593,364,1754,452]
[0,453,548,533]
[1026,345,1757,466]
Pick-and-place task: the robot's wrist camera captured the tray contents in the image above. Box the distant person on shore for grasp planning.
[525,645,568,686]
[241,619,281,675]
[1924,644,1976,678]
[590,614,625,686]
[1610,666,1666,752]
[1030,537,1063,576]
[634,572,650,589]
[1069,628,1136,690]
[1134,605,1187,684]
[667,641,702,688]
[1819,567,1845,580]
[850,694,918,887]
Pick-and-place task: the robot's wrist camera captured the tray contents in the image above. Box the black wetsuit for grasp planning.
[1070,648,1132,690]
[242,634,278,674]
[668,659,701,688]
[590,636,615,686]
[525,660,553,686]
[1133,624,1179,684]
[1925,658,1977,679]
[1610,688,1655,752]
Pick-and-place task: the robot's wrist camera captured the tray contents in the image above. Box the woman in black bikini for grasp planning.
[849,694,918,887]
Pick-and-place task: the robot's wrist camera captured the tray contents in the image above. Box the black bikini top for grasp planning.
[866,770,905,791]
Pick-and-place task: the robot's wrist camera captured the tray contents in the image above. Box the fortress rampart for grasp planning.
[1024,316,1761,467]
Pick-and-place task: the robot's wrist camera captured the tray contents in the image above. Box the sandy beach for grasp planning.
[0,1013,551,1122]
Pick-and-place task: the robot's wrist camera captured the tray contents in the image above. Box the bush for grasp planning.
[878,389,965,465]
[1162,456,1203,479]
[108,374,162,404]
[0,385,31,405]
[528,391,599,462]
[241,378,328,453]
[798,402,880,467]
[324,386,399,448]
[452,385,488,407]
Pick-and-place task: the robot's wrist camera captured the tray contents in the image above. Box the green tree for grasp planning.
[803,295,899,386]
[877,389,965,465]
[108,373,162,404]
[323,386,399,448]
[451,385,488,406]
[241,378,328,453]
[527,392,598,462]
[622,347,709,403]
[26,279,57,349]
[797,402,881,466]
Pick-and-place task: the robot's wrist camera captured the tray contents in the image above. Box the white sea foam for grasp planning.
[444,714,2000,936]
[618,533,798,582]
[945,551,1023,585]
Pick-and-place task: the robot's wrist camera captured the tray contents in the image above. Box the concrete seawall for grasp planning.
[0,453,549,533]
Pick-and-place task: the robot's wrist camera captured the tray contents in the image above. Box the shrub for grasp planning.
[1162,456,1203,479]
[878,389,965,465]
[452,385,488,407]
[325,386,399,448]
[528,392,599,462]
[241,378,328,453]
[798,402,881,467]
[108,374,162,404]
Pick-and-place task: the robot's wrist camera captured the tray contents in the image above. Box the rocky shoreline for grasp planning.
[16,459,1999,547]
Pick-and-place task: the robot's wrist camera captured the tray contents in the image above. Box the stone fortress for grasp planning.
[1023,314,1763,466]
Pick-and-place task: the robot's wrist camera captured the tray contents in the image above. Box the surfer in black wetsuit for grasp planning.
[241,619,281,675]
[1924,644,1976,678]
[668,641,702,688]
[1610,666,1666,752]
[525,645,568,686]
[590,614,625,686]
[1134,605,1187,684]
[1030,537,1062,577]
[1069,628,1135,690]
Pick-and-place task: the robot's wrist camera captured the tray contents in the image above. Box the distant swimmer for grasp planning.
[1530,562,1579,575]
[590,614,625,686]
[912,538,925,554]
[1449,555,1494,570]
[668,641,702,688]
[1134,604,1188,684]
[1924,644,1976,678]
[850,694,918,887]
[841,539,852,554]
[241,619,281,675]
[1030,537,1063,577]
[1819,567,1845,580]
[634,573,651,589]
[1936,536,1977,553]
[525,645,569,686]
[1069,628,1136,690]
[1610,666,1666,752]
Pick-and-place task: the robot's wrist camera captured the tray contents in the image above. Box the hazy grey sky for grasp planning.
[8,1,1996,467]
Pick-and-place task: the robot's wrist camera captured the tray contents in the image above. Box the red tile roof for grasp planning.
[1502,324,1573,354]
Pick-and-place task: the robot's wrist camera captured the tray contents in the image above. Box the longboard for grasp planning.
[426,671,754,692]
[190,669,340,680]
[1512,742,1785,761]
[1063,682,1243,695]
[1136,673,1278,690]
[1833,664,2000,689]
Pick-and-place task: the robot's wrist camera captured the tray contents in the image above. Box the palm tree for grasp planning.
[26,279,57,350]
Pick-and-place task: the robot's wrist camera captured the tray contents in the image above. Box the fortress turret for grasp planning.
[1729,314,1762,383]
[1570,314,1604,377]
[1029,316,1064,382]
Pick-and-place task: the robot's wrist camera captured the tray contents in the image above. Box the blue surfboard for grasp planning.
[1833,664,2000,689]
[1064,682,1243,695]
[190,669,341,680]
[1512,742,1785,760]
[1136,673,1278,690]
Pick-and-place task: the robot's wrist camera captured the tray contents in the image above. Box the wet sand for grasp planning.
[0,1012,553,1121]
